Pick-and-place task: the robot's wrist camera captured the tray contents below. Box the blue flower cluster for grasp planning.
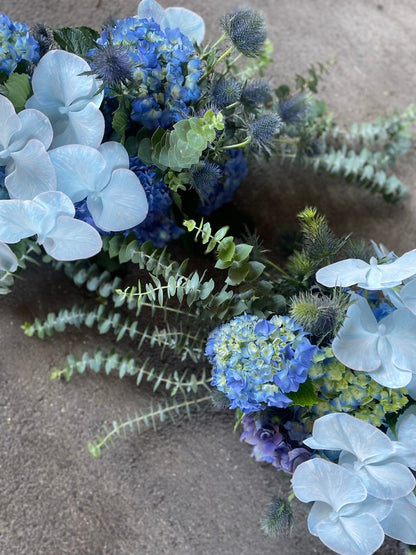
[195,150,248,216]
[93,17,203,130]
[240,409,311,473]
[127,157,183,247]
[206,313,317,413]
[0,13,39,74]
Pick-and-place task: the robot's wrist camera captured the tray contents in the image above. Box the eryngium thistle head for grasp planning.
[278,92,310,125]
[261,496,293,537]
[290,292,346,340]
[241,79,272,108]
[90,42,132,86]
[30,23,55,57]
[221,8,267,57]
[210,77,242,108]
[190,161,222,200]
[248,113,282,153]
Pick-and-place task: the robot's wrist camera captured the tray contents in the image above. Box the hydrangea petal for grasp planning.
[28,50,99,109]
[87,168,148,231]
[52,103,105,148]
[317,513,384,555]
[98,141,130,172]
[137,0,165,23]
[49,145,106,202]
[5,140,56,199]
[292,458,367,511]
[380,493,416,544]
[316,258,373,288]
[0,198,44,242]
[12,108,53,151]
[41,215,102,260]
[406,374,416,400]
[307,501,331,536]
[399,277,416,315]
[0,241,18,272]
[388,405,416,469]
[0,95,21,152]
[303,413,394,463]
[332,295,380,372]
[162,8,205,44]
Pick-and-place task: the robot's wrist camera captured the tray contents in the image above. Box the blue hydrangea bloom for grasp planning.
[0,13,39,75]
[92,17,203,130]
[206,313,317,413]
[196,150,248,216]
[126,156,183,247]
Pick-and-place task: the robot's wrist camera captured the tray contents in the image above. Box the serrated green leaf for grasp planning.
[288,378,320,406]
[4,73,31,112]
[53,26,99,56]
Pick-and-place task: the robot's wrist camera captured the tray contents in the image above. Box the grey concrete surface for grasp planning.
[1,1,415,553]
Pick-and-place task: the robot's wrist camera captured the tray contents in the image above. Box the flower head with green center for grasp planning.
[206,313,316,413]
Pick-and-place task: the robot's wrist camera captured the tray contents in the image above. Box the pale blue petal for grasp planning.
[316,259,369,288]
[50,103,105,148]
[0,95,21,155]
[11,108,54,151]
[28,50,100,109]
[353,461,415,499]
[87,168,148,231]
[0,198,44,242]
[304,413,394,463]
[41,216,102,260]
[369,355,412,388]
[292,458,367,511]
[0,242,18,272]
[380,248,416,286]
[381,493,416,544]
[388,406,416,469]
[162,8,205,44]
[317,513,384,555]
[50,145,106,202]
[98,141,130,173]
[340,495,392,522]
[307,502,332,536]
[5,140,56,199]
[400,277,416,315]
[386,309,416,372]
[32,190,75,240]
[406,374,416,400]
[332,296,380,372]
[137,0,165,23]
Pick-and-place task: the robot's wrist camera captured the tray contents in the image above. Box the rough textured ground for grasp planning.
[1,1,415,554]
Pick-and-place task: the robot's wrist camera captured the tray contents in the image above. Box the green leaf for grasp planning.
[217,237,235,263]
[288,378,320,406]
[112,99,131,143]
[3,73,31,112]
[53,26,99,56]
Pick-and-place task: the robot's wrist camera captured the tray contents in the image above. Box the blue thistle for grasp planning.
[30,23,55,58]
[89,41,132,87]
[241,79,272,108]
[210,77,242,108]
[190,161,222,200]
[0,13,39,75]
[221,8,267,58]
[248,113,282,153]
[279,92,310,125]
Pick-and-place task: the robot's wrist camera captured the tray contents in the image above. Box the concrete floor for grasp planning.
[1,1,415,553]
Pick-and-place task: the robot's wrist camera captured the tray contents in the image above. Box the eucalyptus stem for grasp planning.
[223,136,251,150]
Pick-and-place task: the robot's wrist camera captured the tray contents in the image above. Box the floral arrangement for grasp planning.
[1,2,416,555]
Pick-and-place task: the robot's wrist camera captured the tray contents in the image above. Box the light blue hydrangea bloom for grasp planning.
[316,249,416,289]
[304,412,415,500]
[0,241,17,272]
[137,0,205,44]
[386,405,416,470]
[26,50,104,148]
[0,94,56,199]
[0,13,39,75]
[0,191,102,260]
[206,313,316,413]
[292,458,389,555]
[332,294,416,388]
[49,142,148,232]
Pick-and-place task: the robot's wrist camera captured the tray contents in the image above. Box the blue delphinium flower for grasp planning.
[221,8,267,58]
[126,156,183,247]
[240,409,311,473]
[0,13,40,75]
[93,17,203,130]
[206,313,316,413]
[193,150,248,216]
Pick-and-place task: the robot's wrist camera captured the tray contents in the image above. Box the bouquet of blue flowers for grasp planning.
[2,3,416,554]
